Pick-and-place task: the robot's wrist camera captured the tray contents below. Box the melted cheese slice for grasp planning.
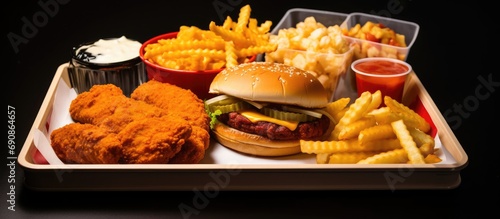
[238,109,299,131]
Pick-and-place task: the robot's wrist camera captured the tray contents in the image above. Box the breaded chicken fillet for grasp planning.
[168,126,210,164]
[131,80,210,132]
[118,116,192,164]
[131,80,211,163]
[50,123,122,164]
[69,84,128,125]
[67,84,194,164]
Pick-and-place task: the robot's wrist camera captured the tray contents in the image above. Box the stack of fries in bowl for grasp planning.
[139,4,277,100]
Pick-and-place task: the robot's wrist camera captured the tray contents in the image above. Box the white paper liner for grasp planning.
[33,76,456,165]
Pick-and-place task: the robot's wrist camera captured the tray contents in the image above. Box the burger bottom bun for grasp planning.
[212,123,301,156]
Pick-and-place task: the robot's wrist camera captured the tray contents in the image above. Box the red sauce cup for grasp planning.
[351,57,412,104]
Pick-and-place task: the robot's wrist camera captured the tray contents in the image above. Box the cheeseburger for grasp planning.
[205,62,334,156]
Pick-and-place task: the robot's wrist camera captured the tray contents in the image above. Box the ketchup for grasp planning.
[354,60,409,75]
[353,58,411,104]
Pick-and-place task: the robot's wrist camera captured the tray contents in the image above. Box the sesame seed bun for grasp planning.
[209,62,329,108]
[208,62,330,156]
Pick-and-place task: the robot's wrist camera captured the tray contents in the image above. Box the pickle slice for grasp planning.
[208,101,249,114]
[261,107,314,122]
[205,94,250,113]
[282,105,323,118]
[205,94,239,106]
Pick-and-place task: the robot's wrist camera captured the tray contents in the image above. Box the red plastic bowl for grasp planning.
[139,32,256,100]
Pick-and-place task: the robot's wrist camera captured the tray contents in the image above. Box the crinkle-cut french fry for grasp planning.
[366,90,382,112]
[155,38,225,51]
[300,138,400,154]
[424,154,442,164]
[338,116,376,140]
[324,97,350,120]
[329,91,372,140]
[244,29,268,46]
[300,139,358,154]
[235,4,251,33]
[257,20,273,34]
[418,143,434,157]
[366,106,389,116]
[384,96,431,133]
[328,152,378,164]
[391,119,425,164]
[161,49,226,60]
[394,112,430,133]
[361,138,401,151]
[333,107,348,125]
[366,106,400,125]
[357,148,408,164]
[209,21,252,48]
[247,18,258,32]
[357,146,441,164]
[177,56,203,70]
[316,153,330,164]
[222,16,233,29]
[149,39,224,60]
[224,41,238,68]
[236,44,277,58]
[158,56,206,70]
[408,127,435,148]
[177,25,220,40]
[358,123,396,144]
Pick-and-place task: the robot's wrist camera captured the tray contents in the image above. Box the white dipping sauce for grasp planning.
[76,36,141,64]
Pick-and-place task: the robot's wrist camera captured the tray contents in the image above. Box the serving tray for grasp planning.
[18,63,468,191]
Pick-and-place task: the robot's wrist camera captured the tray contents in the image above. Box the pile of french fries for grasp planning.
[143,4,277,71]
[301,90,441,164]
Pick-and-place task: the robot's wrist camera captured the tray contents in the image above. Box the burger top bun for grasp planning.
[209,62,329,108]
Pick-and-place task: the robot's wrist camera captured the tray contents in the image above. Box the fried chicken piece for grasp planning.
[50,123,122,164]
[66,83,206,164]
[169,126,210,164]
[131,80,212,164]
[117,116,192,164]
[131,80,210,132]
[69,84,128,125]
[69,84,168,133]
[97,98,168,133]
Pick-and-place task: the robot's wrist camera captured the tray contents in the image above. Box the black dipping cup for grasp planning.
[67,38,147,97]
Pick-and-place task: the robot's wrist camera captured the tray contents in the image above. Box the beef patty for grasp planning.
[217,112,330,140]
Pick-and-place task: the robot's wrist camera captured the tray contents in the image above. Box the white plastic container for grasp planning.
[341,12,420,61]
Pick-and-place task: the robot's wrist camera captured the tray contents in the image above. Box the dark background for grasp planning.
[3,0,498,218]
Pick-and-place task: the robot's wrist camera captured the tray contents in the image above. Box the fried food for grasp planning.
[131,80,211,163]
[65,83,199,164]
[54,83,212,164]
[168,126,210,164]
[143,4,275,71]
[70,84,168,133]
[118,117,192,164]
[300,90,439,164]
[50,123,122,164]
[131,79,210,132]
[97,98,168,133]
[69,83,128,125]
